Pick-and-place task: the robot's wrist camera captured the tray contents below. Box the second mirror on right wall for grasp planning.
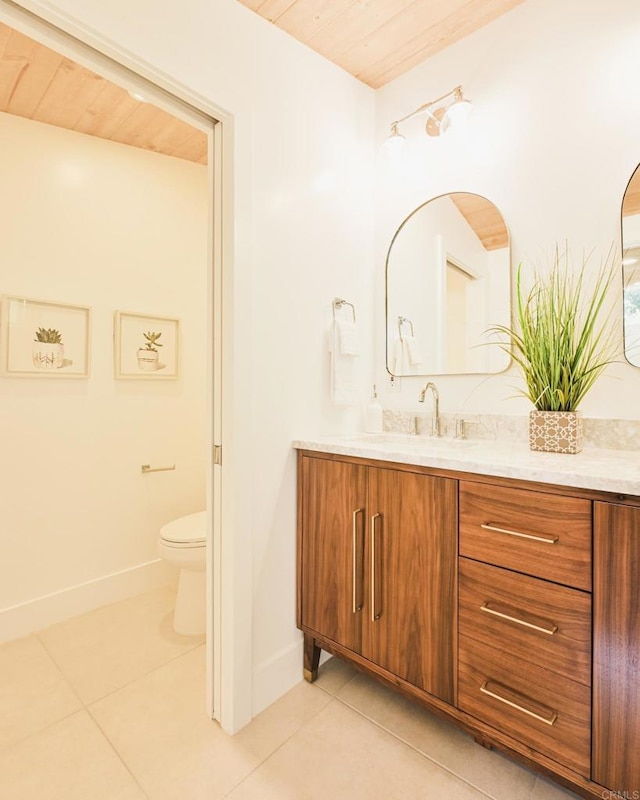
[622,164,640,366]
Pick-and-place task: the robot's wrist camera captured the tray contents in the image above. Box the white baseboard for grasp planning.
[252,635,332,717]
[0,559,176,644]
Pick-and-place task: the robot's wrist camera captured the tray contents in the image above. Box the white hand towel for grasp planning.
[336,320,360,356]
[403,336,423,366]
[331,322,360,406]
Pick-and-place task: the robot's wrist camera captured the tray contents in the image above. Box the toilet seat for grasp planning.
[160,510,206,547]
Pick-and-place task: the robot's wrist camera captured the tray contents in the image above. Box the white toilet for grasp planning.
[158,510,206,635]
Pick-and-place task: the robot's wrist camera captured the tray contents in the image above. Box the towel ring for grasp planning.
[397,316,414,340]
[333,297,356,323]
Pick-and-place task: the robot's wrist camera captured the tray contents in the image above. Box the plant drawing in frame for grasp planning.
[115,311,180,379]
[2,296,91,377]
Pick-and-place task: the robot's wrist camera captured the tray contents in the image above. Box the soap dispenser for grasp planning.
[364,384,383,433]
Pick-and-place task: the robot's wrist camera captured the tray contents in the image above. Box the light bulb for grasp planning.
[383,124,406,154]
[440,93,472,134]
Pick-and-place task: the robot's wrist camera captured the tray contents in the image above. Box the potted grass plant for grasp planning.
[490,248,617,453]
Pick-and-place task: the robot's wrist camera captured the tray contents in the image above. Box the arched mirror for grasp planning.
[622,164,640,366]
[385,192,511,376]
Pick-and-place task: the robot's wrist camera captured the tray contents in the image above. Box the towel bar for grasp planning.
[397,316,414,339]
[333,297,356,323]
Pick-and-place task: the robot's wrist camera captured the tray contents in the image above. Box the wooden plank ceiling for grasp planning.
[238,0,526,88]
[0,22,207,164]
[450,193,508,251]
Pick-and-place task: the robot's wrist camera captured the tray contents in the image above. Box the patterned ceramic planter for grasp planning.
[529,410,583,454]
[32,341,64,369]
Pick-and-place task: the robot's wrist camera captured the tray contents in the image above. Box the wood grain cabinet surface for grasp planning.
[593,502,640,794]
[458,483,593,779]
[459,481,592,591]
[296,449,640,800]
[298,455,367,657]
[298,452,457,703]
[459,558,592,685]
[363,466,457,700]
[458,634,592,776]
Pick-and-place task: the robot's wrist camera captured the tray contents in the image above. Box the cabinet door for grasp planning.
[299,455,367,654]
[364,467,457,702]
[593,502,640,793]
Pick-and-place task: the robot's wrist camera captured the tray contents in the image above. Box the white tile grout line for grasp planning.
[239,661,498,799]
[0,705,151,800]
[0,640,150,800]
[332,692,579,800]
[0,707,82,756]
[219,683,340,799]
[332,694,498,800]
[88,707,151,800]
[0,634,86,754]
[35,628,204,706]
[307,665,578,800]
[34,633,205,800]
[221,688,495,800]
[33,631,86,707]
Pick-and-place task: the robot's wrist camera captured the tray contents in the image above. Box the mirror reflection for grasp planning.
[385,192,511,376]
[622,164,640,366]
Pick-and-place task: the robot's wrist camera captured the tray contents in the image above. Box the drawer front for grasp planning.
[458,636,591,777]
[459,482,592,591]
[459,558,591,686]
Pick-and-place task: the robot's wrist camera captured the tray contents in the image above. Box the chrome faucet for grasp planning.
[418,382,440,437]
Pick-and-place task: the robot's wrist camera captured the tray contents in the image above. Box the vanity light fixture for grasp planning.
[385,122,406,154]
[384,85,472,149]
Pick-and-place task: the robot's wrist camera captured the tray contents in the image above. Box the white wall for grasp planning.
[0,113,208,637]
[375,0,640,417]
[6,0,376,725]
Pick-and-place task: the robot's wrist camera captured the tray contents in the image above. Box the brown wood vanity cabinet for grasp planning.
[458,481,593,777]
[593,502,640,794]
[297,449,640,799]
[297,452,457,703]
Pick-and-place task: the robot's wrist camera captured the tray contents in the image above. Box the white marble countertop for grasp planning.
[293,433,640,497]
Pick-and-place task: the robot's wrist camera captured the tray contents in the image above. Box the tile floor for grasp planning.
[0,586,582,799]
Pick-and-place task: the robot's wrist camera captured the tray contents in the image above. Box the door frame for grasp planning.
[0,0,240,731]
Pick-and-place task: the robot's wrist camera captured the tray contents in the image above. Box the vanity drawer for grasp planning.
[458,635,591,777]
[459,558,591,686]
[459,482,592,591]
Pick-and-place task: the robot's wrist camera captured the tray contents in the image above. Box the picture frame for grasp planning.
[1,295,91,377]
[114,311,180,379]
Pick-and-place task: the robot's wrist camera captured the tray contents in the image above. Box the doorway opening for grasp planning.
[0,6,224,723]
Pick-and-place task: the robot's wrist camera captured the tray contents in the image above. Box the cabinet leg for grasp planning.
[303,634,321,682]
[474,734,494,751]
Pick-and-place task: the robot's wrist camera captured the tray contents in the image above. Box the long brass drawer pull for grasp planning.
[481,522,558,545]
[480,602,558,636]
[352,508,364,613]
[371,513,382,622]
[480,680,558,726]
